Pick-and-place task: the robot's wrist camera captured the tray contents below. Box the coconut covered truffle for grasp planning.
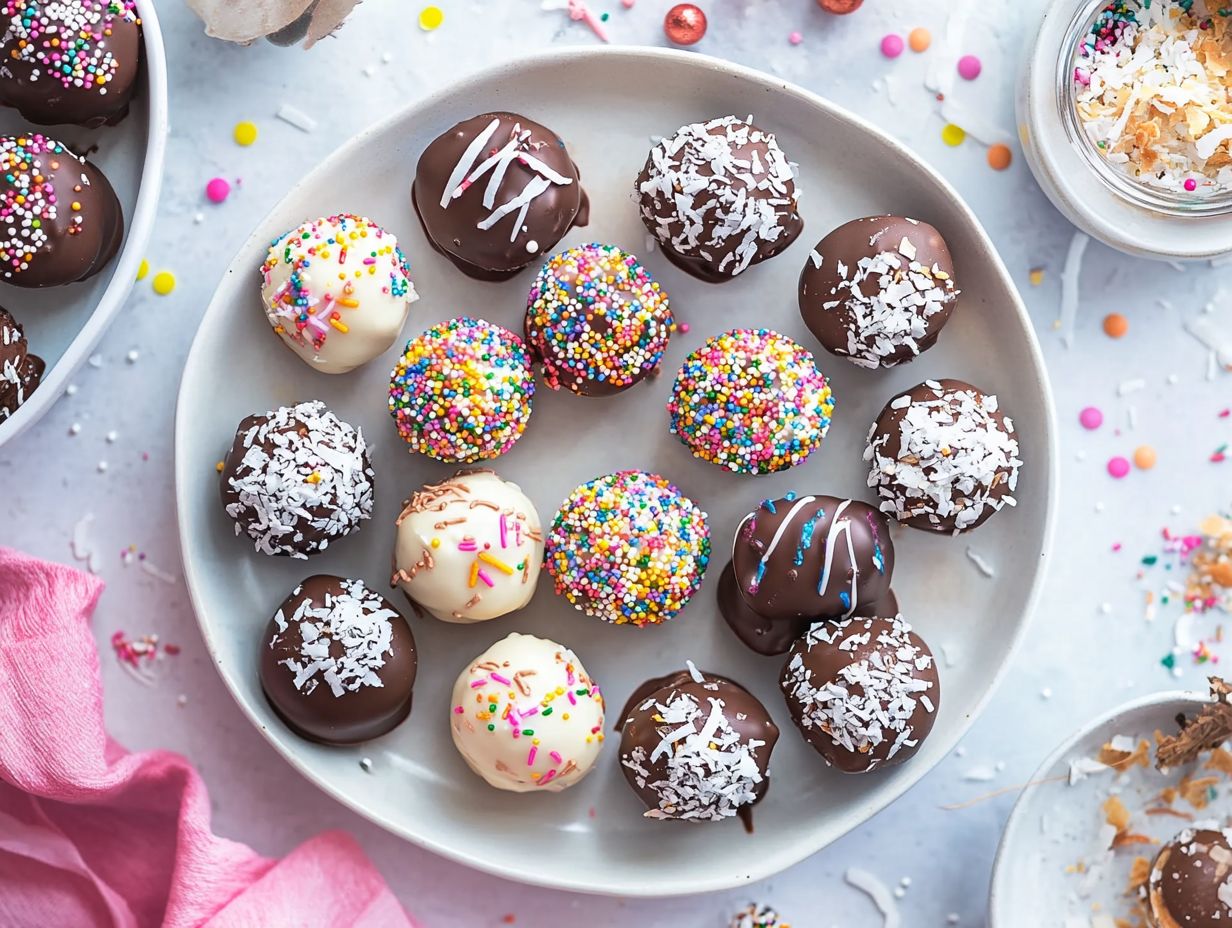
[260,575,417,745]
[261,214,418,375]
[219,400,374,558]
[545,470,710,627]
[1143,825,1232,928]
[865,378,1022,534]
[412,112,589,281]
[719,494,896,656]
[0,0,142,129]
[0,306,42,421]
[450,633,605,793]
[618,667,779,825]
[524,243,674,396]
[636,115,803,282]
[388,316,535,463]
[799,216,959,369]
[780,616,939,774]
[667,329,835,475]
[392,469,544,623]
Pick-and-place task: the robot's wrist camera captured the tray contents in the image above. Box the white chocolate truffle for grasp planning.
[450,633,605,793]
[261,213,418,375]
[392,470,543,623]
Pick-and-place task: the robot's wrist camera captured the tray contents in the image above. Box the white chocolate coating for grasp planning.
[261,213,418,375]
[450,633,605,793]
[392,470,543,623]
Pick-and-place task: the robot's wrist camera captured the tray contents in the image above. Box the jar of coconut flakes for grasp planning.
[1019,0,1232,259]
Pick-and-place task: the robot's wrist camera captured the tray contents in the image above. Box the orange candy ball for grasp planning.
[908,27,931,52]
[987,144,1013,171]
[1102,313,1129,338]
[1133,445,1157,470]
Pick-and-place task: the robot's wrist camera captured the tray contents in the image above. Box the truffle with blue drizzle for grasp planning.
[718,494,896,656]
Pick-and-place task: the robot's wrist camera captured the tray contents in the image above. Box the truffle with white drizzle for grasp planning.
[718,494,896,656]
[392,469,544,623]
[259,574,417,744]
[0,306,42,422]
[1143,824,1232,928]
[799,216,959,369]
[412,112,589,281]
[780,615,939,774]
[865,378,1022,534]
[635,115,803,283]
[449,632,606,793]
[617,665,779,828]
[219,400,374,558]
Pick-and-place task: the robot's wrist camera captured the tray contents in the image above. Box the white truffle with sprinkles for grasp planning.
[219,400,374,558]
[449,633,605,793]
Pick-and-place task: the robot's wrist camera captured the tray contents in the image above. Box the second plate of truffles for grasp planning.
[177,47,1055,895]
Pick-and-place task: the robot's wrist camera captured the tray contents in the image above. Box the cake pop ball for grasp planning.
[1142,826,1232,927]
[449,633,605,793]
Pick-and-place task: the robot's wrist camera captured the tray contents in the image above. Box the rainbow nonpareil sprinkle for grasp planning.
[1,0,139,93]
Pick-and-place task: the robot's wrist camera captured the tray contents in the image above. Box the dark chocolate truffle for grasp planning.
[260,575,417,745]
[0,134,122,287]
[635,115,803,283]
[220,400,374,559]
[1144,825,1232,928]
[0,1,142,129]
[524,243,673,396]
[799,216,959,369]
[780,616,939,773]
[618,667,778,826]
[412,112,589,281]
[719,494,896,656]
[0,305,41,421]
[865,378,1022,534]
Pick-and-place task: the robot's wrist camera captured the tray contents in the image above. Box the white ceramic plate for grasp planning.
[176,47,1057,896]
[990,691,1215,927]
[0,0,168,449]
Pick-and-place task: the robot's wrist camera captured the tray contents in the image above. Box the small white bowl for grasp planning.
[0,0,168,449]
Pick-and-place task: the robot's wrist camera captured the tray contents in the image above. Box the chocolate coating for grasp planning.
[636,115,803,283]
[718,495,896,656]
[260,575,417,745]
[1145,826,1232,928]
[780,616,939,773]
[799,216,959,369]
[0,1,141,128]
[412,112,589,281]
[618,669,778,827]
[865,378,1022,534]
[0,305,41,421]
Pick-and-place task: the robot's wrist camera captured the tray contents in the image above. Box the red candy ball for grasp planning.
[664,3,707,45]
[818,0,863,12]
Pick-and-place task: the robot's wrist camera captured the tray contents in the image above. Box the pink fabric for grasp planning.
[0,547,416,928]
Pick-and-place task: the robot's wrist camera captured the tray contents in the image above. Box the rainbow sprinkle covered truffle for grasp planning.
[667,329,835,475]
[388,316,535,464]
[524,243,674,396]
[545,470,710,627]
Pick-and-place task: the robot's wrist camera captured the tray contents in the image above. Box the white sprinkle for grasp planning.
[1127,405,1138,430]
[1041,687,1053,699]
[381,51,393,63]
[194,212,205,224]
[893,887,906,899]
[1076,450,1087,461]
[176,694,188,707]
[65,383,78,396]
[1099,602,1112,615]
[899,877,912,888]
[106,430,117,443]
[1169,261,1186,272]
[963,765,997,782]
[1167,373,1180,385]
[965,547,995,578]
[1094,501,1105,513]
[1117,377,1146,396]
[525,239,539,254]
[70,513,101,573]
[275,105,317,134]
[125,349,139,364]
[685,660,705,684]
[68,422,80,436]
[360,757,373,772]
[140,559,177,585]
[1171,504,1183,515]
[1059,232,1089,349]
[844,868,901,928]
[97,460,108,473]
[362,65,376,77]
[88,353,103,368]
[947,916,960,925]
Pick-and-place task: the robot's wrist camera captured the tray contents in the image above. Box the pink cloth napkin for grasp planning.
[0,546,416,928]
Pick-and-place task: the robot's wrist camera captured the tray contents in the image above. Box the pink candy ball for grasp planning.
[881,34,904,58]
[1107,456,1130,479]
[205,177,231,203]
[1184,178,1198,192]
[957,54,982,80]
[1078,406,1103,430]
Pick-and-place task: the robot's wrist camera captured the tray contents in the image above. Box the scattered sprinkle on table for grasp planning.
[909,27,931,52]
[205,177,230,203]
[1108,455,1131,479]
[233,120,258,147]
[881,33,904,58]
[418,5,443,30]
[789,30,802,46]
[152,271,176,296]
[942,123,966,146]
[1103,312,1129,338]
[1134,445,1157,470]
[1029,266,1045,286]
[136,258,149,281]
[957,54,982,80]
[987,143,1012,171]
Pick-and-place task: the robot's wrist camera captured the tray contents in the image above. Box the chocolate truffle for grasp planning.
[545,470,710,627]
[412,112,589,281]
[667,328,835,475]
[450,632,605,793]
[0,306,41,421]
[865,378,1022,534]
[0,0,141,129]
[799,216,959,369]
[635,115,803,283]
[1144,825,1232,928]
[388,316,534,463]
[392,469,544,623]
[220,400,374,558]
[261,214,418,375]
[0,134,122,287]
[730,904,789,928]
[260,575,417,745]
[719,494,896,656]
[780,616,939,773]
[524,243,673,396]
[618,666,779,825]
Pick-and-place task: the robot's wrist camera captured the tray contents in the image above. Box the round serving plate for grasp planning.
[0,0,169,448]
[176,47,1057,896]
[989,691,1212,927]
